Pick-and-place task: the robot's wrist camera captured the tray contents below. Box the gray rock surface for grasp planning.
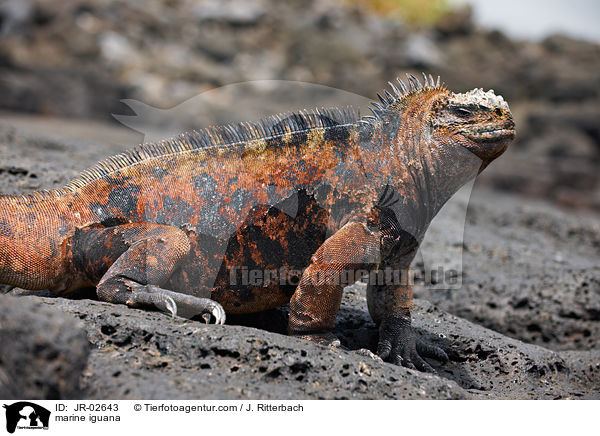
[6,291,593,400]
[416,189,600,352]
[0,295,89,399]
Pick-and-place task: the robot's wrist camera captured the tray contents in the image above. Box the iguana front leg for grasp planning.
[72,223,225,323]
[367,279,448,372]
[288,218,447,371]
[289,221,380,340]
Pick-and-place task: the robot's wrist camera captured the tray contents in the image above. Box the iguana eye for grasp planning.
[452,107,472,118]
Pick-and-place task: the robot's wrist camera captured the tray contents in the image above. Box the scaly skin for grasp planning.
[0,74,515,371]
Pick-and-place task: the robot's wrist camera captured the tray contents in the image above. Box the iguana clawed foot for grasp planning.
[117,280,226,324]
[292,326,447,373]
[376,315,448,373]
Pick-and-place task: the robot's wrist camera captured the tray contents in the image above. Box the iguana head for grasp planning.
[432,87,515,165]
[364,74,516,220]
[369,74,515,168]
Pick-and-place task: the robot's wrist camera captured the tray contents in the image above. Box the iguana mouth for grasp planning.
[463,126,515,142]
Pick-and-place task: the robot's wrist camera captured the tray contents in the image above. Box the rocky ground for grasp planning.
[0,116,598,399]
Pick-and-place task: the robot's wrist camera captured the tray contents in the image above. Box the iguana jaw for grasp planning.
[462,128,514,168]
[462,126,515,142]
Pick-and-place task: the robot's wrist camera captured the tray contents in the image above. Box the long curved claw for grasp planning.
[200,302,225,324]
[210,302,226,325]
[126,288,178,317]
[376,337,392,360]
[410,349,436,373]
[400,358,417,370]
[163,296,177,318]
[417,340,449,364]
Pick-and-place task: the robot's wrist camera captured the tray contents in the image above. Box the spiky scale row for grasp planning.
[0,106,360,203]
[370,73,445,118]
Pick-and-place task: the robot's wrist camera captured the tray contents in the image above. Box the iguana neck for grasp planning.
[358,118,482,239]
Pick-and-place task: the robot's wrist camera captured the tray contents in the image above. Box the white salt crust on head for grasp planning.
[450,88,510,111]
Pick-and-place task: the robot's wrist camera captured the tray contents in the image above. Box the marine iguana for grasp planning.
[0,74,515,371]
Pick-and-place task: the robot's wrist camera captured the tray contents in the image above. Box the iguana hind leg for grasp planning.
[72,223,225,323]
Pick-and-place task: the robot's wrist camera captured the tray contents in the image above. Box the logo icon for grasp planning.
[2,402,50,433]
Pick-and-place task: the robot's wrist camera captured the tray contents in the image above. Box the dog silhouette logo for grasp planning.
[2,402,50,433]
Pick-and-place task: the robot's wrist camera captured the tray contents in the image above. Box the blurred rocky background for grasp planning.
[0,0,598,209]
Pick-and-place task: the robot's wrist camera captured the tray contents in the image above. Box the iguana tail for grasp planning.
[0,194,74,291]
